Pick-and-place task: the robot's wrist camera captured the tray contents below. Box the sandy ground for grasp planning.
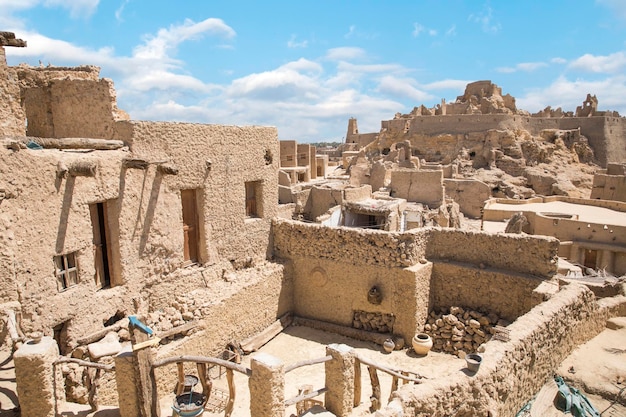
[1,319,625,417]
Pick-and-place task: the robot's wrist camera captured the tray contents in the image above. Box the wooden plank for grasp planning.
[293,316,394,347]
[77,321,126,345]
[529,378,563,417]
[240,313,293,353]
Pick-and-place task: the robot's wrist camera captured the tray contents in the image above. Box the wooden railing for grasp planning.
[283,355,332,412]
[52,356,116,415]
[151,355,251,417]
[355,354,425,412]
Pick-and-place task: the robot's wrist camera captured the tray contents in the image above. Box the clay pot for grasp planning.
[412,333,433,355]
[383,338,395,353]
[29,332,42,344]
[466,353,482,373]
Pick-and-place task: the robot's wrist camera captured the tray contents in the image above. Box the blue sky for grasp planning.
[2,1,626,142]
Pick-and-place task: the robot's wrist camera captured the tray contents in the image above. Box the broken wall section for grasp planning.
[0,43,26,137]
[15,65,129,140]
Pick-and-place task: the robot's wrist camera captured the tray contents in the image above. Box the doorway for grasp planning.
[181,189,199,263]
[90,202,112,288]
[583,249,597,270]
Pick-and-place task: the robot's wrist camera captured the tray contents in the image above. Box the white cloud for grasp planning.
[468,5,501,34]
[412,23,424,37]
[446,25,457,36]
[496,62,548,73]
[569,52,626,74]
[551,57,567,65]
[596,0,626,21]
[227,61,321,101]
[412,22,437,37]
[5,30,116,66]
[134,18,235,61]
[517,75,626,115]
[44,0,99,18]
[287,34,308,48]
[422,79,471,91]
[377,76,435,102]
[337,61,407,75]
[115,0,130,22]
[325,47,366,61]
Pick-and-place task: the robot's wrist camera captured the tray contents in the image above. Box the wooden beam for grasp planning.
[293,316,397,347]
[123,158,150,170]
[76,321,126,345]
[29,137,125,150]
[130,322,160,417]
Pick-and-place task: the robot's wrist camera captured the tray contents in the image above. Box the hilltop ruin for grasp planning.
[1,33,625,417]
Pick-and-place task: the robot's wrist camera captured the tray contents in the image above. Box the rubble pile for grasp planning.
[424,306,509,356]
[147,294,212,333]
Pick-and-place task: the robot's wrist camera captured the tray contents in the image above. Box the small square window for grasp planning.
[54,252,79,291]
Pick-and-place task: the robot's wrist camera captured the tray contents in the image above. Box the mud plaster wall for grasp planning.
[0,46,26,137]
[429,263,546,322]
[124,120,279,264]
[22,78,125,140]
[382,284,616,417]
[272,221,559,341]
[290,257,432,342]
[0,121,279,346]
[443,179,490,218]
[591,173,626,202]
[424,228,560,277]
[389,169,444,208]
[0,146,134,338]
[149,262,291,399]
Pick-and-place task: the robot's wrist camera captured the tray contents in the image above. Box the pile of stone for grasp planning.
[423,306,508,356]
[147,293,214,333]
[353,310,395,333]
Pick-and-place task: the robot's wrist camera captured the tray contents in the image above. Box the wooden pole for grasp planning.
[354,358,361,408]
[130,324,160,417]
[367,366,381,412]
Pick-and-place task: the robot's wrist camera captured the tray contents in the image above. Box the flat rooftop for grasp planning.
[486,200,626,227]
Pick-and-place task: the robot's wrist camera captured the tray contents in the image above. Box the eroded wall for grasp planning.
[0,46,26,137]
[0,120,279,349]
[16,66,129,140]
[381,284,615,417]
[390,169,444,208]
[272,220,559,343]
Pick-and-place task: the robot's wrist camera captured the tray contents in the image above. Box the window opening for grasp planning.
[54,252,78,291]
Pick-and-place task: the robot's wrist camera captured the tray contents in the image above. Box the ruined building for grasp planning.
[1,33,626,417]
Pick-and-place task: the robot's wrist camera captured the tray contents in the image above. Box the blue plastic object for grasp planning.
[128,315,154,335]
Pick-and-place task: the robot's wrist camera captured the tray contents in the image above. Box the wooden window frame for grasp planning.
[54,252,79,291]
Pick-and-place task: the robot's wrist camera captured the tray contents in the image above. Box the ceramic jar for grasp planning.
[412,333,433,355]
[465,353,482,373]
[383,338,395,353]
